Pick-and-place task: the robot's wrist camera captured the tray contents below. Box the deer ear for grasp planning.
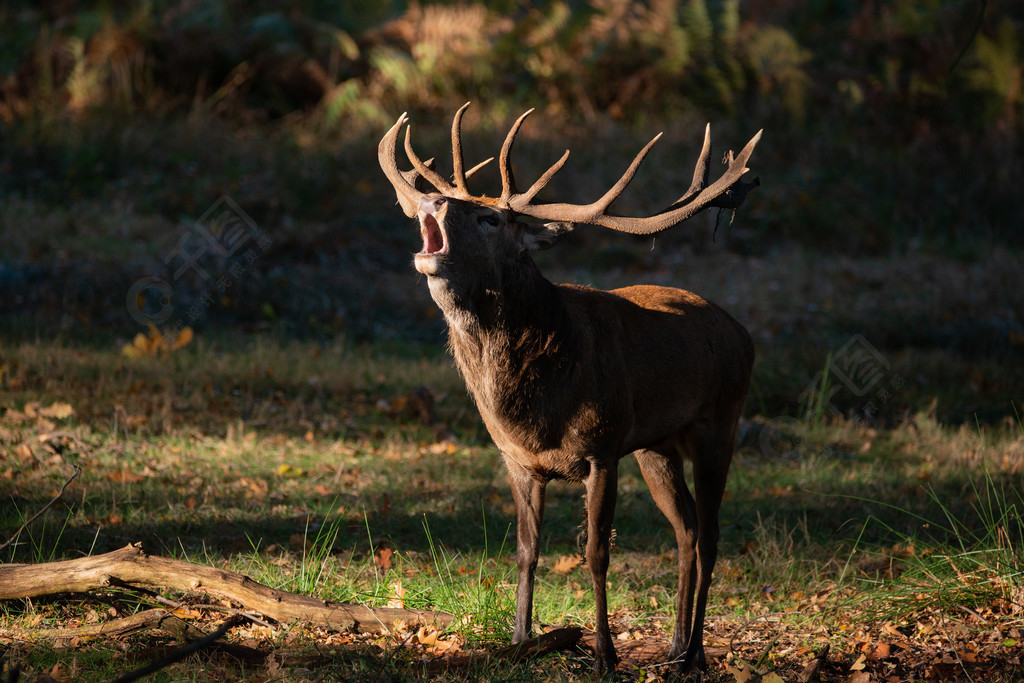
[521,221,574,251]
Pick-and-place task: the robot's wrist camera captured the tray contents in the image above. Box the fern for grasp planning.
[966,18,1023,126]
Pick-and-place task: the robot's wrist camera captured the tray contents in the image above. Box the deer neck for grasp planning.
[431,259,572,395]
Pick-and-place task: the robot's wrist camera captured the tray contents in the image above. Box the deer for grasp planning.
[377,103,761,676]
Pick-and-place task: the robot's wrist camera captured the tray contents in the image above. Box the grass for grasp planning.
[1,337,1023,681]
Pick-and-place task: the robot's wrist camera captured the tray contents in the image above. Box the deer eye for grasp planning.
[479,214,501,228]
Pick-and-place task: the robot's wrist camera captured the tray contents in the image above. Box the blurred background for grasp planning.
[0,0,1021,424]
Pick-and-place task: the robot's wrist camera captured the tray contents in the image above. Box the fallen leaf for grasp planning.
[107,469,144,483]
[170,326,194,351]
[386,580,405,609]
[862,641,891,660]
[15,443,34,463]
[171,607,202,619]
[416,626,438,647]
[724,659,755,683]
[375,546,394,573]
[38,402,74,419]
[552,554,582,574]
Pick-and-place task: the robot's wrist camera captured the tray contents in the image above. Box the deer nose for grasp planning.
[420,197,446,214]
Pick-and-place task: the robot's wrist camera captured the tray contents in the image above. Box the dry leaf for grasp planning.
[171,607,202,619]
[107,469,144,483]
[552,554,582,574]
[724,659,755,683]
[170,326,194,350]
[863,641,891,660]
[122,323,192,357]
[416,626,438,647]
[38,402,74,419]
[15,443,34,463]
[375,546,394,573]
[386,580,405,609]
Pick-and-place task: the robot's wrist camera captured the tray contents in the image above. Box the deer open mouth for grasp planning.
[414,201,449,276]
[419,213,447,255]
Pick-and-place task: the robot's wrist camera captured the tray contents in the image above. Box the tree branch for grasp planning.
[0,543,452,634]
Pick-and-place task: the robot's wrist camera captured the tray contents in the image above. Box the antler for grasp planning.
[377,103,493,217]
[503,114,762,235]
[378,104,762,233]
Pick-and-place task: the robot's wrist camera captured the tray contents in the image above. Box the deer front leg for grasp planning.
[507,461,547,644]
[584,459,620,676]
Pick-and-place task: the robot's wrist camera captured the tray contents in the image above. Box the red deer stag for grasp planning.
[378,104,760,675]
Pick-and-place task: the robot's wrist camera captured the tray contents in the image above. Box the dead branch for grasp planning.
[0,543,452,634]
[798,643,831,683]
[493,626,582,661]
[417,627,585,675]
[109,615,244,683]
[0,608,205,641]
[106,578,277,630]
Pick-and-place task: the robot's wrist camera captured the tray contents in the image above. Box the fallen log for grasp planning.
[0,543,451,634]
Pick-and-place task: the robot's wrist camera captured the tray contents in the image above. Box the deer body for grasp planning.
[380,106,761,674]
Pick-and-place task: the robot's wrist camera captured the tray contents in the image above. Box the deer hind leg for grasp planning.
[635,446,699,666]
[683,423,736,673]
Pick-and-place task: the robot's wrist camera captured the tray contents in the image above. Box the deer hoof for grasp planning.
[592,649,619,677]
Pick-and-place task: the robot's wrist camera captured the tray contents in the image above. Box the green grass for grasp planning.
[2,338,1023,680]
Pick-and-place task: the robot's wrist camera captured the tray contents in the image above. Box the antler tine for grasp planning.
[378,113,427,217]
[684,128,762,209]
[451,102,471,194]
[676,123,712,206]
[515,149,570,206]
[404,124,455,196]
[590,133,662,212]
[465,157,493,180]
[499,109,534,203]
[509,133,662,219]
